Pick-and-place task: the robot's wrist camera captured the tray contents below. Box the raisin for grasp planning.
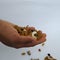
[38,49,41,52]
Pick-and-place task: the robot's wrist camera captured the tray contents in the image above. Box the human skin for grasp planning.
[0,19,46,49]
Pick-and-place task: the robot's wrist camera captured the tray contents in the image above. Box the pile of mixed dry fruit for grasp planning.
[14,25,46,40]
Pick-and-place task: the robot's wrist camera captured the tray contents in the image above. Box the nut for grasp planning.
[21,52,26,55]
[27,50,31,55]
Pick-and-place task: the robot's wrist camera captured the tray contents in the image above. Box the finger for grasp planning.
[17,33,46,48]
[13,44,23,48]
[14,39,38,48]
[23,42,36,47]
[25,33,46,47]
[21,40,37,47]
[15,43,36,48]
[16,36,35,44]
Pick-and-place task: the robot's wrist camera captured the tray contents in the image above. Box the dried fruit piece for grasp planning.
[32,31,37,39]
[38,49,41,52]
[27,50,31,55]
[41,43,45,46]
[31,58,39,60]
[14,25,21,33]
[37,30,42,40]
[21,52,26,55]
[14,25,28,36]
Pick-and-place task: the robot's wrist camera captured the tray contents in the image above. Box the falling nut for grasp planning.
[27,50,31,55]
[21,52,26,55]
[31,58,40,60]
[41,43,45,46]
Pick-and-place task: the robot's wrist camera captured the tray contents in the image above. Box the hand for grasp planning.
[0,19,46,49]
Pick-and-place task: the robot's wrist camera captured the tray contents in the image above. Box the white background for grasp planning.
[0,0,60,60]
